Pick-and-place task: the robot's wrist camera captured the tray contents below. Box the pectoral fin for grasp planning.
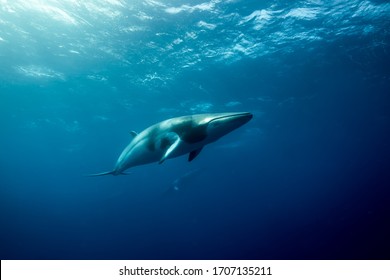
[188,147,203,162]
[159,134,181,164]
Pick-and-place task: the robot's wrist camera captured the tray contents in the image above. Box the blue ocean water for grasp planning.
[1,0,389,260]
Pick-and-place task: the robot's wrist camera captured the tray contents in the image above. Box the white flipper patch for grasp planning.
[159,134,181,164]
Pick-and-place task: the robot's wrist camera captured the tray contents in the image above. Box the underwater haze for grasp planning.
[1,0,390,259]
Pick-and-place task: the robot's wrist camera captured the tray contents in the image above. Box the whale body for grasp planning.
[89,112,253,176]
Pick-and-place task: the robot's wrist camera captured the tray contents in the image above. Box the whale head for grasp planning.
[200,112,253,142]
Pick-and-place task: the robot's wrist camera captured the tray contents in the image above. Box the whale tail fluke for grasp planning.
[86,171,115,177]
[86,170,132,177]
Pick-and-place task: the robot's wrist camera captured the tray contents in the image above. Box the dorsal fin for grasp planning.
[129,131,138,138]
[188,147,203,162]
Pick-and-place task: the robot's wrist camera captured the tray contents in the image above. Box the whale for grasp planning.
[88,112,253,176]
[163,167,207,195]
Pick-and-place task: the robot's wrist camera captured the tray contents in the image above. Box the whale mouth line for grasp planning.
[209,112,253,123]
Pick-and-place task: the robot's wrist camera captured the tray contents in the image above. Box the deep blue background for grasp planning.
[1,0,389,259]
